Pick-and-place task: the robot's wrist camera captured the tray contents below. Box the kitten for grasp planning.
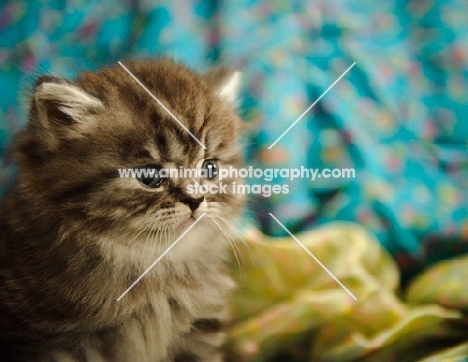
[0,59,245,361]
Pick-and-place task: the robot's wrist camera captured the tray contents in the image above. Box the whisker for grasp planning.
[217,215,275,266]
[207,217,242,268]
[127,219,148,247]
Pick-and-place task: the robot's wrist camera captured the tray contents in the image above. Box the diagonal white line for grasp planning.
[268,213,357,300]
[117,213,206,301]
[118,61,207,150]
[268,62,356,149]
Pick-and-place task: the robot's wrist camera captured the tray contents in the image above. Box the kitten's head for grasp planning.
[16,59,245,257]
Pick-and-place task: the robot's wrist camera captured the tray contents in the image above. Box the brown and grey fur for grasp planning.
[0,59,245,361]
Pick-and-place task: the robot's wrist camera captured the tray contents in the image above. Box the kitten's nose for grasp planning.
[183,196,205,211]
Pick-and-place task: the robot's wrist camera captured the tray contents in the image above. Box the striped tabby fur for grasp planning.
[0,59,244,361]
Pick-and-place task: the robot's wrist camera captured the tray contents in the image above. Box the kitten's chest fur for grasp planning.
[85,255,234,362]
[0,216,235,362]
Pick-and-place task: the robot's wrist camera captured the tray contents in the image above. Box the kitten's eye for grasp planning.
[201,159,218,180]
[136,165,164,188]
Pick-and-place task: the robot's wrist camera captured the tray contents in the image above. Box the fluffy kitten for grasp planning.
[0,59,245,361]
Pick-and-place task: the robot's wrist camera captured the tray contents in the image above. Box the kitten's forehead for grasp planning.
[113,61,206,116]
[75,59,237,165]
[146,119,205,166]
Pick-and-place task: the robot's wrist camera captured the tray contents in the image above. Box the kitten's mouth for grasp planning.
[181,214,197,229]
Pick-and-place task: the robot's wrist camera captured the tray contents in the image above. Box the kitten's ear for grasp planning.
[26,76,105,150]
[32,75,104,129]
[204,68,242,105]
[34,76,104,122]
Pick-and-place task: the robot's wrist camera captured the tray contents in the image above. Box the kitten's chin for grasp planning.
[180,215,197,230]
[178,209,206,230]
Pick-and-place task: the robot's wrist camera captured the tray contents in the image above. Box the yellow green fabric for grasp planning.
[226,223,468,362]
